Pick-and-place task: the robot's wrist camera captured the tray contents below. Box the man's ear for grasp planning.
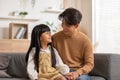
[75,24,79,28]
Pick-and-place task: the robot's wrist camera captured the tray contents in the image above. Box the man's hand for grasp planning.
[65,71,79,80]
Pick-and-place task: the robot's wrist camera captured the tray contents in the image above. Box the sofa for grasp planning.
[0,53,120,80]
[89,53,120,80]
[0,53,29,80]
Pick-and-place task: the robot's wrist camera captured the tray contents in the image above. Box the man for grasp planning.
[52,8,94,80]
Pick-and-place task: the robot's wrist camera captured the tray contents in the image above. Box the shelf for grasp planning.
[0,39,30,53]
[44,9,63,13]
[9,23,29,39]
[0,16,39,21]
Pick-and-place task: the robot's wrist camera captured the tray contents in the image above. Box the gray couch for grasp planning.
[89,53,120,80]
[0,53,29,80]
[0,53,120,80]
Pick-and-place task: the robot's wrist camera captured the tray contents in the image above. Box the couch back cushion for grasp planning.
[89,53,120,80]
[89,54,109,79]
[0,55,12,78]
[0,53,28,78]
[0,55,11,70]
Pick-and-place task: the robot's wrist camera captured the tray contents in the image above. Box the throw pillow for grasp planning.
[0,55,11,70]
[0,55,11,77]
[0,70,11,77]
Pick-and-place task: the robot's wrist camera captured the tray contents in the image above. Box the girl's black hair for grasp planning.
[25,24,56,72]
[59,7,82,25]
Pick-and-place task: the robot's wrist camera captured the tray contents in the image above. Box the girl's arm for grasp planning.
[27,48,38,80]
[54,48,70,75]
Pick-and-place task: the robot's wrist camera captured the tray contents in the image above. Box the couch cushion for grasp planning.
[89,54,109,79]
[0,55,11,70]
[4,53,28,78]
[90,76,105,80]
[89,53,120,80]
[0,70,11,78]
[0,55,11,78]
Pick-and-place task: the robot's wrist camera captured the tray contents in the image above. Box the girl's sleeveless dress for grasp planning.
[38,53,62,80]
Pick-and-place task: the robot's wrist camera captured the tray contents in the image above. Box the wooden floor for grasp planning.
[0,39,30,53]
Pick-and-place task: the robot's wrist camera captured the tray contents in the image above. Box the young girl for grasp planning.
[25,24,69,80]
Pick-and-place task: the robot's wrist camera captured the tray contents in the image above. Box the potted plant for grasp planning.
[45,21,59,34]
[19,11,28,17]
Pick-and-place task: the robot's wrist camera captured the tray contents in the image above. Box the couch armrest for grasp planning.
[89,53,120,80]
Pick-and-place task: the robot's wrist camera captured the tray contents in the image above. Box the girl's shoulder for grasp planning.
[48,46,58,53]
[51,46,56,51]
[29,47,36,56]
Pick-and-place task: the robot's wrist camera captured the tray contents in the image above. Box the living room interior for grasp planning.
[0,0,93,53]
[0,0,120,80]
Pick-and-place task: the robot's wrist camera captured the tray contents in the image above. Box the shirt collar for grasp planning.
[40,45,51,53]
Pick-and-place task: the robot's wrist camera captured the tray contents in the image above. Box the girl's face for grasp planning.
[40,31,52,43]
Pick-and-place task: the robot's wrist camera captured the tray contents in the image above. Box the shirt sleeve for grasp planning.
[54,48,70,75]
[76,39,94,75]
[27,48,38,80]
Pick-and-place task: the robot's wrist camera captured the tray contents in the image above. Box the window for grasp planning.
[92,0,120,53]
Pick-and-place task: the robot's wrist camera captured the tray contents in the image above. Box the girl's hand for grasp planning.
[65,71,79,80]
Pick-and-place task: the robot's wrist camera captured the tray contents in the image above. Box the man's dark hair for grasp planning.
[59,8,82,25]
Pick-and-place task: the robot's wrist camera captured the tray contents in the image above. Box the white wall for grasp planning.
[0,0,63,39]
[0,0,92,40]
[78,0,92,40]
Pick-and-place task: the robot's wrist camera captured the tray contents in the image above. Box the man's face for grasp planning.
[61,20,78,36]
